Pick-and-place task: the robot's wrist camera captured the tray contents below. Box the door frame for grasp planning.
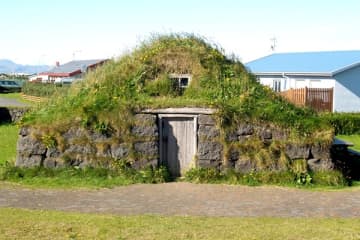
[158,114,198,167]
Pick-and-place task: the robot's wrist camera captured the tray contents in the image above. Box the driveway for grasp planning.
[1,183,360,217]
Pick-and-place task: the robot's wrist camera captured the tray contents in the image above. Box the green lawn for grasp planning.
[0,208,359,240]
[336,134,360,152]
[0,92,21,99]
[0,124,18,164]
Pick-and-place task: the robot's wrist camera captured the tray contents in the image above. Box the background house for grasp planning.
[246,50,360,112]
[39,59,107,83]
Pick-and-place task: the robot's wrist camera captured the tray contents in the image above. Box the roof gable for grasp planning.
[246,50,360,76]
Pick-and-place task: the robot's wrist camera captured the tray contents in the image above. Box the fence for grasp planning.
[21,93,46,103]
[279,87,333,112]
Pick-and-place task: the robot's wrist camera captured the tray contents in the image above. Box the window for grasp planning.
[169,74,192,94]
[273,79,281,92]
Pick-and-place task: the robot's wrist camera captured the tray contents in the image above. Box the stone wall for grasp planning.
[196,114,333,172]
[197,114,223,168]
[16,111,334,173]
[0,107,28,123]
[16,113,159,169]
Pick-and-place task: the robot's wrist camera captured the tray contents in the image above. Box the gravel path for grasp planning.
[1,183,360,217]
[0,97,29,107]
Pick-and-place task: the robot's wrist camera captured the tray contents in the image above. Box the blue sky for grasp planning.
[1,0,359,65]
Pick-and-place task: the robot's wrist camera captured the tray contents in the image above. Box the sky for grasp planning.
[1,0,359,66]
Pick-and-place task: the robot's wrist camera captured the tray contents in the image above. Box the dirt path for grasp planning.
[1,183,360,217]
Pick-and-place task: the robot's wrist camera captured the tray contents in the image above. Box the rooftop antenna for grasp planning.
[270,37,277,52]
[72,50,82,60]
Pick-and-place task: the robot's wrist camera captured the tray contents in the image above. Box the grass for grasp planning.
[336,134,360,152]
[0,208,359,240]
[0,124,18,164]
[0,166,169,189]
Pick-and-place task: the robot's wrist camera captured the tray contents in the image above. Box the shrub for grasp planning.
[321,112,360,135]
[22,82,69,97]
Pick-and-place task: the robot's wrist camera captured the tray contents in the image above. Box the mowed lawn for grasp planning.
[336,134,360,152]
[0,124,18,164]
[0,208,359,240]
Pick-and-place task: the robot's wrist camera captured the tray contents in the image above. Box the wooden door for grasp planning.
[161,117,195,177]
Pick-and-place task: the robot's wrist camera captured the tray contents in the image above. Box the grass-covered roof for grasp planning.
[23,33,332,142]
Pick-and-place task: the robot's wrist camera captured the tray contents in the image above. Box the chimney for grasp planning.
[55,61,60,67]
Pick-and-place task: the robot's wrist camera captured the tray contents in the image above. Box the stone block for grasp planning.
[19,126,30,136]
[131,125,158,137]
[134,114,157,125]
[238,135,252,143]
[65,144,96,154]
[17,136,47,155]
[311,144,331,160]
[229,149,240,162]
[16,154,43,167]
[235,158,255,173]
[197,141,223,160]
[307,158,334,171]
[198,125,220,140]
[46,147,61,158]
[134,141,158,156]
[261,129,272,140]
[198,114,216,125]
[225,132,238,142]
[237,124,254,136]
[43,158,57,168]
[285,144,310,160]
[63,127,88,141]
[111,143,129,159]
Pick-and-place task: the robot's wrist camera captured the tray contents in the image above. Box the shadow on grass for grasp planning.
[331,140,360,182]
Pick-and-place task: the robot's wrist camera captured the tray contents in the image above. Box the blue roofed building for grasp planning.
[246,50,360,112]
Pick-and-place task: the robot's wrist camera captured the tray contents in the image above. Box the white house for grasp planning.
[28,74,49,83]
[246,50,360,112]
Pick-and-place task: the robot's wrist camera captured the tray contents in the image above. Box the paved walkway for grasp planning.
[1,183,360,217]
[0,97,29,107]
